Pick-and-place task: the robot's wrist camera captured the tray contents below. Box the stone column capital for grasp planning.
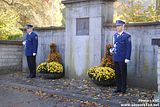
[62,0,117,5]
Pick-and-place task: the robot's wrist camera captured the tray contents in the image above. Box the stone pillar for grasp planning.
[62,0,116,78]
[152,38,160,91]
[152,38,160,100]
[158,47,160,91]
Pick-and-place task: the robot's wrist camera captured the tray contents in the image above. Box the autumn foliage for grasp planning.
[100,44,114,69]
[47,43,61,63]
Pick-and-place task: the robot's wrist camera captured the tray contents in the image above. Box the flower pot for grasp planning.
[88,73,93,78]
[39,72,64,79]
[91,78,115,86]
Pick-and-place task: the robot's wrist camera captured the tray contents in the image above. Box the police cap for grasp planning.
[26,24,33,29]
[116,20,125,26]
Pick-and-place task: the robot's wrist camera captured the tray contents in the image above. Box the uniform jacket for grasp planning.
[113,32,132,62]
[25,32,38,56]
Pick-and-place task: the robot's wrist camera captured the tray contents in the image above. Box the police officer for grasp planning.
[110,20,132,94]
[23,24,38,78]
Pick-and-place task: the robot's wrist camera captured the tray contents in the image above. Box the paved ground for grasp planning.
[0,85,86,107]
[0,72,159,107]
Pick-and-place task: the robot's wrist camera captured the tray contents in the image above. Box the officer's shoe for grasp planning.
[27,75,36,78]
[113,89,121,93]
[30,75,36,78]
[121,90,126,94]
[26,75,31,78]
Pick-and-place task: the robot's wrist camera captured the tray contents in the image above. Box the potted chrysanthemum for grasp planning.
[87,66,115,86]
[37,61,64,79]
[36,43,64,79]
[87,44,115,86]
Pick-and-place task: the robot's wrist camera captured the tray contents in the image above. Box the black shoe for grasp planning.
[27,75,36,78]
[113,89,121,93]
[26,75,31,78]
[30,76,36,78]
[121,91,126,94]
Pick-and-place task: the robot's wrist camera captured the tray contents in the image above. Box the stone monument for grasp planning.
[62,0,116,78]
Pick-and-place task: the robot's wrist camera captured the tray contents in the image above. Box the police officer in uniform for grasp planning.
[110,20,132,94]
[23,24,38,78]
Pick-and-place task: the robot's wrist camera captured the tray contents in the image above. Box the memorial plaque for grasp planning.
[76,18,89,35]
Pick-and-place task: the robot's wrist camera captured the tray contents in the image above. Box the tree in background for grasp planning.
[156,0,160,15]
[52,0,65,26]
[0,0,64,40]
[114,0,160,23]
[0,8,22,40]
[1,0,64,27]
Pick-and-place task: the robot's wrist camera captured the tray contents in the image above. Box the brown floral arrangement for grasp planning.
[100,44,114,69]
[47,43,61,63]
[37,43,64,77]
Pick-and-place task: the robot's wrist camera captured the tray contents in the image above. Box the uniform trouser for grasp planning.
[27,56,36,77]
[114,62,127,92]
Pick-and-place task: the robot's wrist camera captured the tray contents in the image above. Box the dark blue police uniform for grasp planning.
[24,24,38,78]
[113,32,131,62]
[113,20,132,93]
[25,32,38,56]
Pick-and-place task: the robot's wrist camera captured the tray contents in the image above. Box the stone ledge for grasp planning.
[62,0,116,4]
[152,38,160,46]
[0,40,22,45]
[21,26,65,31]
[104,22,160,27]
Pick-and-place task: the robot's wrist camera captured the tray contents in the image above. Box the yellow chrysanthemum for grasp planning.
[37,61,63,73]
[47,62,63,73]
[36,62,47,73]
[87,66,115,81]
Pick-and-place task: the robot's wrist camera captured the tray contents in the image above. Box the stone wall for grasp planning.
[104,22,160,90]
[23,27,65,72]
[0,41,22,74]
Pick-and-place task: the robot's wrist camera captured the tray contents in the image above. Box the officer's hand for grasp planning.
[22,41,26,45]
[33,53,36,56]
[109,48,114,54]
[125,59,130,63]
